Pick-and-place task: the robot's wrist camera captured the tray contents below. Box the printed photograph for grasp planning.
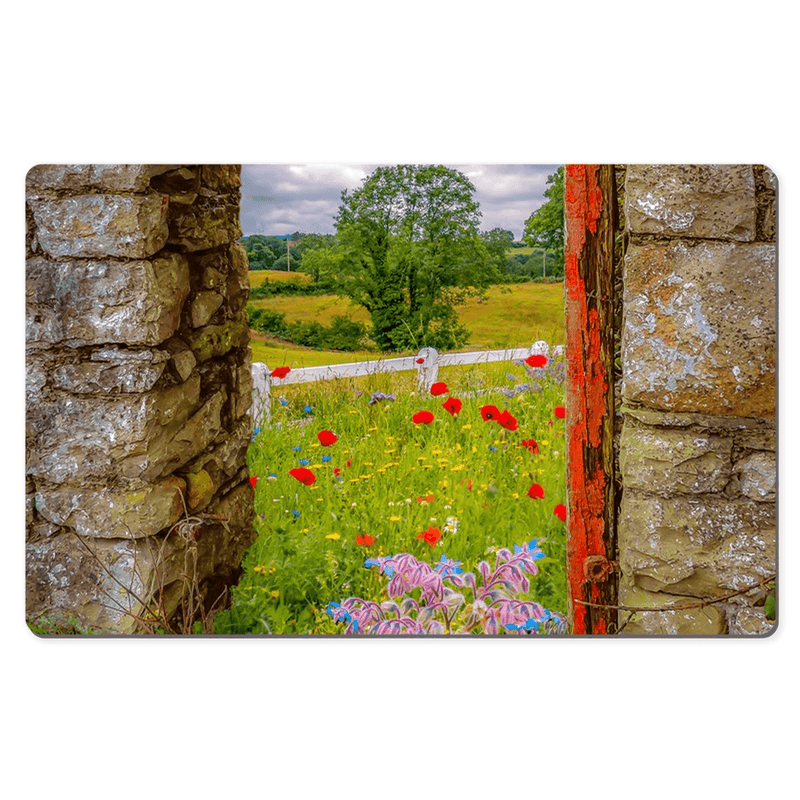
[24,164,776,636]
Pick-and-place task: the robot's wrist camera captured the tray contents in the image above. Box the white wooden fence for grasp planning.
[251,341,564,424]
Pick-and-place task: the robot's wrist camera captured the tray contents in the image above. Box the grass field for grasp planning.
[247,271,565,369]
[215,355,569,635]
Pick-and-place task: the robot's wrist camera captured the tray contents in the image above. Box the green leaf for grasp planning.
[764,594,776,620]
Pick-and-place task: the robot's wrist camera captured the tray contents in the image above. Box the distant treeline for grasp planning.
[240,232,562,285]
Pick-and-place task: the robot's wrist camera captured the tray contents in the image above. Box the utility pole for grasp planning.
[287,238,290,272]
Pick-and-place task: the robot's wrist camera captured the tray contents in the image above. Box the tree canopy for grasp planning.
[523,166,565,269]
[326,164,491,351]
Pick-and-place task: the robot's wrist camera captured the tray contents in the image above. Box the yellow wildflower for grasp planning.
[270,590,280,599]
[388,515,403,522]
[253,565,267,575]
[325,532,341,541]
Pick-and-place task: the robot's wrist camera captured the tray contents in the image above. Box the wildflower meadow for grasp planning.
[214,353,568,635]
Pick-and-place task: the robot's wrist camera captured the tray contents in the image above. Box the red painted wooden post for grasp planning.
[564,165,617,634]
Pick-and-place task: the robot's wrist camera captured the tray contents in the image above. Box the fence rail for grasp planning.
[251,341,563,424]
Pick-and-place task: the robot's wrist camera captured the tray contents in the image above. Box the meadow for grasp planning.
[211,270,568,635]
[247,270,566,368]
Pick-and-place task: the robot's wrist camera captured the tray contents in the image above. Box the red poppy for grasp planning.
[317,430,337,447]
[355,534,375,546]
[497,409,518,431]
[346,459,352,468]
[417,527,442,546]
[525,354,548,368]
[289,467,317,486]
[415,358,425,364]
[333,467,342,477]
[480,404,500,422]
[554,406,566,419]
[430,382,449,396]
[249,476,258,488]
[460,479,473,491]
[554,504,567,522]
[416,493,435,504]
[527,483,545,500]
[412,410,434,425]
[270,366,291,379]
[442,397,462,416]
[521,439,539,454]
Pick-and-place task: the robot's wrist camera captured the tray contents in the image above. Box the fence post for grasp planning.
[251,361,272,426]
[564,164,618,635]
[416,347,439,393]
[530,340,550,360]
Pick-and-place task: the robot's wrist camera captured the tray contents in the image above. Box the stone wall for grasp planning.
[617,165,777,634]
[26,165,256,633]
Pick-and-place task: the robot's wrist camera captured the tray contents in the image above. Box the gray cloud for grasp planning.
[240,163,561,240]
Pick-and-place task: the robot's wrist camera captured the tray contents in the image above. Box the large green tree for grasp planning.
[330,165,490,351]
[523,166,565,271]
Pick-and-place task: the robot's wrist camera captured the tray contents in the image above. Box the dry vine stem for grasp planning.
[70,489,230,634]
[573,574,776,634]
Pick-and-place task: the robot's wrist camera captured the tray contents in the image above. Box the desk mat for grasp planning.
[25,164,777,636]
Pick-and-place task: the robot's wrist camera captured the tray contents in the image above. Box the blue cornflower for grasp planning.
[303,405,312,413]
[489,445,497,452]
[292,446,302,452]
[299,458,309,466]
[279,398,289,406]
[321,455,332,462]
[364,556,396,578]
[505,618,540,633]
[514,539,546,559]
[291,510,301,518]
[434,554,464,578]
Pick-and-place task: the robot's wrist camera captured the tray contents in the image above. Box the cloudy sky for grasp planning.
[240,164,561,241]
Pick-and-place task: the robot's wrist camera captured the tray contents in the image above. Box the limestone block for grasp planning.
[29,190,169,258]
[26,530,186,634]
[184,314,250,362]
[199,165,241,192]
[736,452,776,502]
[622,240,775,416]
[149,167,199,204]
[624,165,756,240]
[617,580,727,635]
[26,164,174,193]
[167,200,241,252]
[620,425,732,494]
[201,266,225,291]
[145,391,225,479]
[226,243,251,312]
[235,357,253,419]
[27,375,201,484]
[727,604,775,636]
[196,482,256,576]
[35,475,186,539]
[619,492,775,599]
[189,290,224,328]
[184,469,216,512]
[186,416,251,484]
[52,348,169,393]
[26,253,190,347]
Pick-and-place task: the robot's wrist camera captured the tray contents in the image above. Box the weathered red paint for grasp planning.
[564,165,616,635]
